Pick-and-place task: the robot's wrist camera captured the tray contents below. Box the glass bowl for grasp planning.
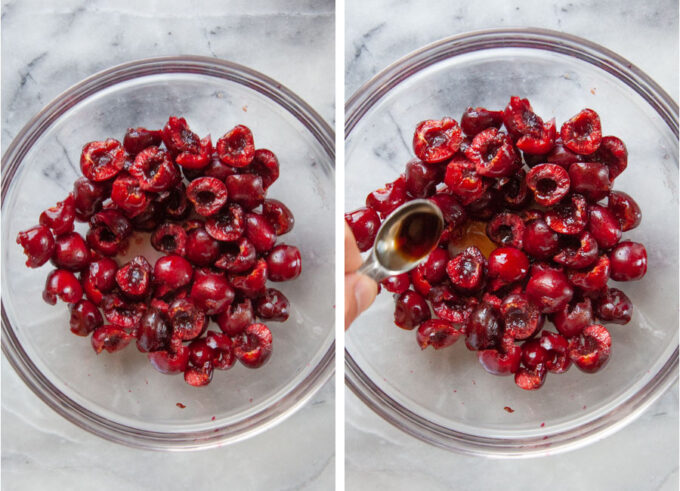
[2,56,335,450]
[345,28,678,457]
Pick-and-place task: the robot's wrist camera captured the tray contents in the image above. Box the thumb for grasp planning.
[345,272,378,330]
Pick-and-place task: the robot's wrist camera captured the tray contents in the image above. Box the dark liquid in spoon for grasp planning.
[395,211,441,261]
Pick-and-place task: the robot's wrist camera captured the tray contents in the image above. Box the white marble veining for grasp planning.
[1,1,334,490]
[345,0,678,489]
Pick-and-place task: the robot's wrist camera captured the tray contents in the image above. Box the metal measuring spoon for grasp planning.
[357,199,445,283]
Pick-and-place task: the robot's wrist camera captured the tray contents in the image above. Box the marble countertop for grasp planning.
[345,0,678,490]
[1,1,334,490]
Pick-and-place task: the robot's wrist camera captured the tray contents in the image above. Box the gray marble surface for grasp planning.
[1,1,334,490]
[345,0,678,490]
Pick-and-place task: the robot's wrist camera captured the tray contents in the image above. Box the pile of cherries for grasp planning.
[346,97,647,390]
[16,117,301,387]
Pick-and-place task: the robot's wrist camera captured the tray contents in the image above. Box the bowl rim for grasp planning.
[2,55,335,451]
[344,27,678,458]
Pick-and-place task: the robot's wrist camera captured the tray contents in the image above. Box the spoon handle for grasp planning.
[357,256,389,283]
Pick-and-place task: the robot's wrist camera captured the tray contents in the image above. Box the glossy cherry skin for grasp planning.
[609,241,647,281]
[83,258,118,305]
[607,190,641,231]
[226,174,265,211]
[420,247,449,284]
[205,331,236,370]
[416,319,462,350]
[216,298,255,336]
[91,326,134,354]
[553,231,599,269]
[266,244,301,281]
[593,135,627,179]
[154,255,193,291]
[16,225,55,268]
[254,288,290,322]
[487,247,529,285]
[229,259,268,298]
[465,303,503,351]
[123,127,162,155]
[52,232,91,271]
[381,273,411,294]
[185,227,221,266]
[69,299,103,336]
[39,195,76,236]
[188,338,216,367]
[566,255,610,296]
[136,309,172,353]
[404,158,444,198]
[247,149,280,189]
[461,106,504,136]
[525,269,574,314]
[245,213,277,253]
[215,237,257,273]
[429,193,467,229]
[521,339,549,370]
[263,199,295,236]
[539,331,571,373]
[190,272,234,315]
[595,287,633,324]
[73,177,108,221]
[43,269,83,305]
[148,345,190,374]
[551,296,594,338]
[588,205,621,249]
[394,290,431,330]
[522,219,560,260]
[366,175,408,218]
[478,346,521,375]
[345,207,381,252]
[568,162,611,202]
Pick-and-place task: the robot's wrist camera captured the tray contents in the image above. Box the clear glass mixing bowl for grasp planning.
[2,56,335,450]
[345,28,678,457]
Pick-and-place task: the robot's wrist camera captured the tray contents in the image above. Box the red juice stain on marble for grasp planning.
[176,402,186,409]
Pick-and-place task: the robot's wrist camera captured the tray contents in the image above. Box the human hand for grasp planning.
[344,223,378,329]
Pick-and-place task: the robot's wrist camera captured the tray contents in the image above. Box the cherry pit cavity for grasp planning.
[346,97,646,390]
[17,117,301,387]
